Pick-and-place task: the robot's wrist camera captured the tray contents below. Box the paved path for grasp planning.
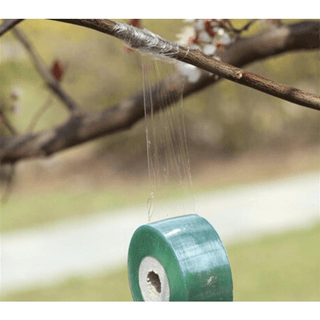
[1,171,319,296]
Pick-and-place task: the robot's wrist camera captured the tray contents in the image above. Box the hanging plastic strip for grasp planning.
[113,21,233,301]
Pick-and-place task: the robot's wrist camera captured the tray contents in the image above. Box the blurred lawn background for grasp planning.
[0,19,319,301]
[3,223,319,301]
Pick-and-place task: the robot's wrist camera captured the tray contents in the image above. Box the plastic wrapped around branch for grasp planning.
[113,22,180,57]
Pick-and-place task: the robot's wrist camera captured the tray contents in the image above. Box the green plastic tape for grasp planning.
[127,214,233,301]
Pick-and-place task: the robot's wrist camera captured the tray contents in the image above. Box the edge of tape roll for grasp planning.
[127,214,233,301]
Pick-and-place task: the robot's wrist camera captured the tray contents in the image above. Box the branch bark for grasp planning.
[181,47,320,111]
[1,20,319,164]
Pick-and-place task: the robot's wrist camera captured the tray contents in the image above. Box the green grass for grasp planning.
[229,223,320,301]
[1,186,149,232]
[3,159,258,232]
[0,176,268,233]
[2,164,318,232]
[3,222,319,301]
[1,180,199,232]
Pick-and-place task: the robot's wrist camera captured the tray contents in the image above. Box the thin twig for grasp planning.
[26,95,54,132]
[12,27,83,115]
[224,19,257,35]
[0,19,23,36]
[0,108,17,134]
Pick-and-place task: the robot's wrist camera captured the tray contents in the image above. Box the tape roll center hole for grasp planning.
[147,271,161,294]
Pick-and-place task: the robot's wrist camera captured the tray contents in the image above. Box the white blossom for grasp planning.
[176,26,194,46]
[178,63,202,83]
[203,44,216,56]
[220,32,231,45]
[217,28,224,36]
[195,20,205,31]
[198,31,212,42]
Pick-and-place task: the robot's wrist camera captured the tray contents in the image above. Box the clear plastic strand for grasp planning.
[142,61,156,221]
[141,55,195,223]
[155,60,194,203]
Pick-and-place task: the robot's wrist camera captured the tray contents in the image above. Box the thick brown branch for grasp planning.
[222,20,320,67]
[1,20,319,164]
[0,87,149,163]
[12,27,83,114]
[0,19,23,36]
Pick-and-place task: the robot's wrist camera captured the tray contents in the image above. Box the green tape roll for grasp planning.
[128,214,233,301]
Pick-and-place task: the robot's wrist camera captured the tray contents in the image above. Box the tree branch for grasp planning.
[54,19,320,111]
[12,27,83,115]
[180,47,320,111]
[0,108,17,135]
[26,96,54,132]
[214,19,257,36]
[0,19,23,36]
[1,20,319,164]
[222,20,320,67]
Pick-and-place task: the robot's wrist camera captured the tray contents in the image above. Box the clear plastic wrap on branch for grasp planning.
[113,22,180,57]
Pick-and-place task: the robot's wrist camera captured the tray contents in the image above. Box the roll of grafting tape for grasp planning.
[128,214,233,301]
